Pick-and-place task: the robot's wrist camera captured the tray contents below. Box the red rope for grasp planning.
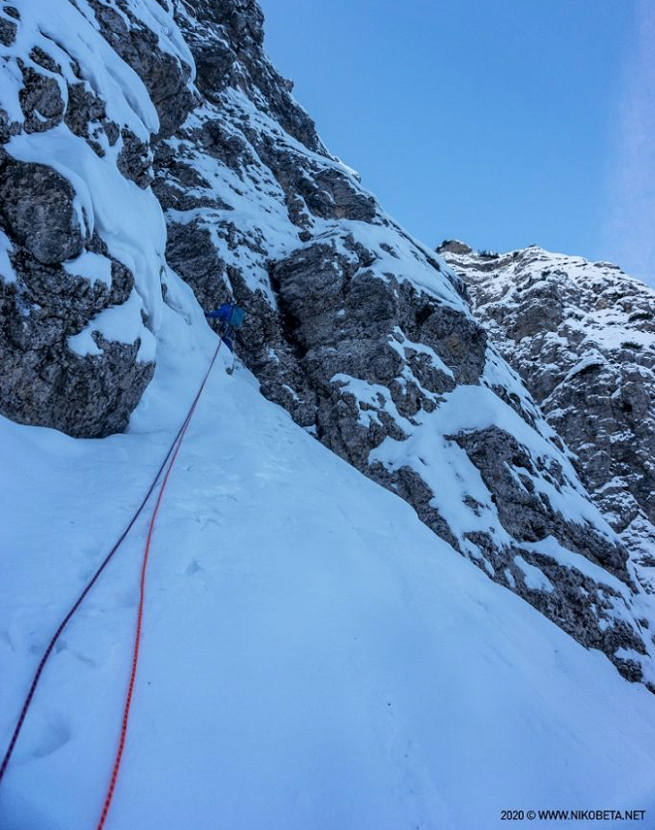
[0,339,223,796]
[95,338,222,829]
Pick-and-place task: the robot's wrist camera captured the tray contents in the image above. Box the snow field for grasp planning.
[2,303,655,830]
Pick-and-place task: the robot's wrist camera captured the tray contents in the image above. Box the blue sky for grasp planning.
[258,0,654,285]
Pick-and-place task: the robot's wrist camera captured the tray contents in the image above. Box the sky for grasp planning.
[257,0,654,285]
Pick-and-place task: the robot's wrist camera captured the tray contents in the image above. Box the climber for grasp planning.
[205,301,246,351]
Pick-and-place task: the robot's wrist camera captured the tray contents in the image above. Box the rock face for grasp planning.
[1,0,653,686]
[439,244,655,581]
[1,158,86,264]
[0,0,195,436]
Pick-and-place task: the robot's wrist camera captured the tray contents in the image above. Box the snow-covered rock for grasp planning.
[439,244,655,551]
[439,243,655,655]
[0,0,195,435]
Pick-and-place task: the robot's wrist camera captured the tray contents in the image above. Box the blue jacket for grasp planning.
[206,303,246,328]
[205,302,233,322]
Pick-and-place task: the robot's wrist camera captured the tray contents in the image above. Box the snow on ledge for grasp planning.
[67,288,155,362]
[63,250,113,286]
[521,536,631,600]
[514,555,555,593]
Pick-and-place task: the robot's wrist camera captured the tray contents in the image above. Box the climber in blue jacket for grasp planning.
[205,302,246,351]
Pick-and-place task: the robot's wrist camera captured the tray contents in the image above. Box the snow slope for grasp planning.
[2,0,652,683]
[2,289,655,830]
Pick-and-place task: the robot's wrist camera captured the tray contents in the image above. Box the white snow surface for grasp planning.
[63,250,113,287]
[2,298,655,830]
[514,555,555,593]
[68,287,156,362]
[0,231,16,284]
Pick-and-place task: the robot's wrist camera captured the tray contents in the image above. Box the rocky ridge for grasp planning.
[439,243,655,581]
[1,0,653,686]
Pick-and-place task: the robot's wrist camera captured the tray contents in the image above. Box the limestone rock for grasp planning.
[439,243,655,568]
[0,159,86,265]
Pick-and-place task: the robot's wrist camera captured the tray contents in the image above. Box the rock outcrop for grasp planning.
[439,244,655,571]
[0,0,195,436]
